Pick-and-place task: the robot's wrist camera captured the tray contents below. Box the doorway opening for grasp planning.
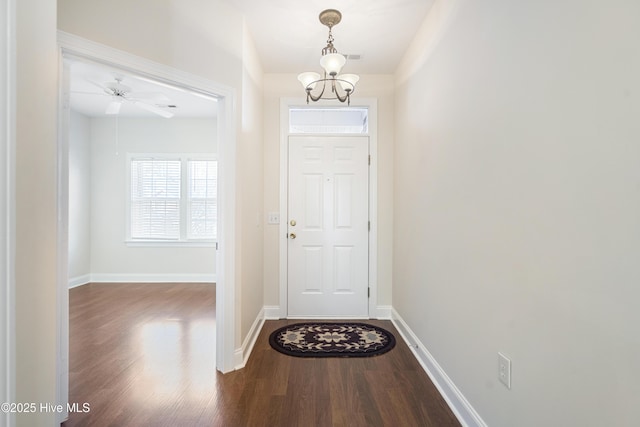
[57,32,237,423]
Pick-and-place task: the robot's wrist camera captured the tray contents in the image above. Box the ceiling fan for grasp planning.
[76,76,176,118]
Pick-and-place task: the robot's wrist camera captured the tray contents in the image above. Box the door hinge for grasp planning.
[368,287,370,298]
[368,221,370,231]
[368,155,371,165]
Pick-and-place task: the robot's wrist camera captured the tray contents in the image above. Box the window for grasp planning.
[289,107,368,134]
[128,154,217,244]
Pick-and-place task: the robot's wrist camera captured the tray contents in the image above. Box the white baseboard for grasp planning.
[264,305,283,319]
[263,305,392,320]
[287,315,369,320]
[372,305,393,319]
[88,273,216,283]
[234,308,265,370]
[391,308,487,427]
[68,274,91,289]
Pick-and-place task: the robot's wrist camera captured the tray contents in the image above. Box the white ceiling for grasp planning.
[70,0,433,118]
[227,0,435,74]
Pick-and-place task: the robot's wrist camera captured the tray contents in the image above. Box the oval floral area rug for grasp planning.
[269,322,396,358]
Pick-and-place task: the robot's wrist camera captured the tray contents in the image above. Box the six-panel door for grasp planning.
[287,135,369,317]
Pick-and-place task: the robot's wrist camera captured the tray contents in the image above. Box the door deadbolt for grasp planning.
[290,219,297,226]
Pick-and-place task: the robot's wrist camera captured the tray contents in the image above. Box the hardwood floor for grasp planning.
[64,283,461,427]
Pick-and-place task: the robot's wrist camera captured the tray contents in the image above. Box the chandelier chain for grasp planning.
[322,28,337,56]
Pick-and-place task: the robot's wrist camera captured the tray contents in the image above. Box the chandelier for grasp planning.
[297,9,359,105]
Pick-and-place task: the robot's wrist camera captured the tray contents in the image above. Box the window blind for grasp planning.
[187,160,217,239]
[130,159,181,239]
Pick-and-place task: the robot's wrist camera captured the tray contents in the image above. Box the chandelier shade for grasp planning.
[337,74,359,92]
[297,72,321,90]
[298,9,359,105]
[320,53,346,76]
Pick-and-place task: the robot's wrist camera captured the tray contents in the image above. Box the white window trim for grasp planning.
[288,107,369,135]
[126,152,218,247]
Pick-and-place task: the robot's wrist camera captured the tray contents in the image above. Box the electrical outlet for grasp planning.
[498,352,511,389]
[267,212,280,224]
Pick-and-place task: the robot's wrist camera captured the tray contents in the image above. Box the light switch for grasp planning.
[267,212,280,224]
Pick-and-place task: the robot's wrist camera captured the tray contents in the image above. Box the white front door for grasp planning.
[287,135,369,317]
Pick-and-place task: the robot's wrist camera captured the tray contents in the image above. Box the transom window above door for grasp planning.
[289,107,368,134]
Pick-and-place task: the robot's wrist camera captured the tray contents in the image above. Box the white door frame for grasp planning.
[278,98,379,319]
[56,32,238,415]
[1,1,16,425]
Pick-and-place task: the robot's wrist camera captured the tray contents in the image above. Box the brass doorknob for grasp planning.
[290,219,297,226]
[289,233,297,239]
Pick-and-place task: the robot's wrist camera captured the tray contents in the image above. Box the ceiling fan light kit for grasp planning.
[105,100,122,115]
[81,76,175,118]
[297,9,359,105]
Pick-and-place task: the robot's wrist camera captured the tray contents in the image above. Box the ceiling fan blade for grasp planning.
[105,100,122,115]
[133,101,174,118]
[86,79,109,93]
[72,91,109,96]
[129,92,171,103]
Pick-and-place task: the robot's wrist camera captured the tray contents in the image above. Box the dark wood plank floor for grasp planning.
[63,283,461,427]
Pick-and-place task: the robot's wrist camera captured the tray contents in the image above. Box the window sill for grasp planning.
[126,240,217,248]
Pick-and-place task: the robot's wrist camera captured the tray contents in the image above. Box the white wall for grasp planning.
[262,73,395,313]
[89,117,217,280]
[238,22,264,342]
[15,0,58,424]
[394,0,640,426]
[68,110,91,283]
[57,0,243,91]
